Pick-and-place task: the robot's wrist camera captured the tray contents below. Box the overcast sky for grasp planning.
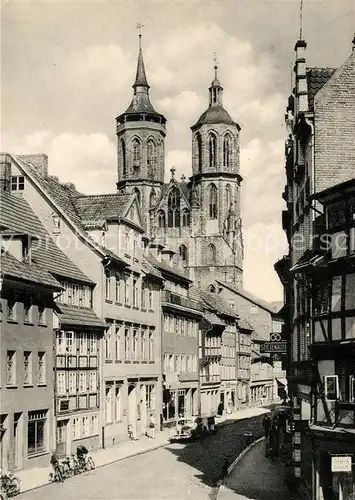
[2,0,354,302]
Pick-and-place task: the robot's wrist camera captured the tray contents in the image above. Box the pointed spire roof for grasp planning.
[133,37,150,89]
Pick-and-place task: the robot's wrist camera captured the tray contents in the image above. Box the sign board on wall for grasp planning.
[260,342,287,354]
[331,456,352,473]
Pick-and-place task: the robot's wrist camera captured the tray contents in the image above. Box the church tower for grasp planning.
[116,31,166,232]
[189,62,244,287]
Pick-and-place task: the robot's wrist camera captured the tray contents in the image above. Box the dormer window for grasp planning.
[52,213,61,234]
[11,176,25,191]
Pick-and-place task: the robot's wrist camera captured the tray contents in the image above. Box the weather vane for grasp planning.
[136,22,145,47]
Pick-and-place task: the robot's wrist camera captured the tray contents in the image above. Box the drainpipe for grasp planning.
[235,322,240,410]
[101,258,111,449]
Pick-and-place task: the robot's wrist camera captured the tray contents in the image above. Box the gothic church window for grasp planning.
[209,184,218,219]
[226,184,232,209]
[208,244,217,264]
[168,187,181,228]
[196,133,202,173]
[147,140,156,177]
[179,245,188,263]
[223,135,231,169]
[132,138,141,168]
[209,134,217,170]
[158,210,166,228]
[182,209,190,227]
[150,189,157,208]
[121,139,127,178]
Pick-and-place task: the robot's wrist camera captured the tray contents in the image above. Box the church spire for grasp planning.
[209,55,223,106]
[133,23,150,90]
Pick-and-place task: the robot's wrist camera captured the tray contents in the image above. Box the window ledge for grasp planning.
[148,309,154,313]
[6,384,18,388]
[24,321,34,326]
[23,384,34,388]
[37,383,47,387]
[124,360,132,364]
[105,359,113,364]
[38,324,48,328]
[115,302,123,307]
[141,361,148,364]
[124,254,131,259]
[105,300,113,304]
[132,306,139,310]
[141,308,147,312]
[124,304,131,309]
[28,450,48,459]
[115,360,122,364]
[6,319,18,324]
[149,361,154,364]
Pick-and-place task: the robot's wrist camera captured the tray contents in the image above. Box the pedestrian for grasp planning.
[217,401,224,416]
[128,424,134,440]
[148,413,156,439]
[262,414,271,437]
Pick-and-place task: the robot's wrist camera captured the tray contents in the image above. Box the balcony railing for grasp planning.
[200,374,220,384]
[162,290,203,311]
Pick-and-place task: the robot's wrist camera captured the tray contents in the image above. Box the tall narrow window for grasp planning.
[37,352,46,384]
[124,327,131,361]
[179,244,188,263]
[208,244,217,264]
[209,134,217,169]
[23,351,32,385]
[209,184,218,219]
[148,331,154,362]
[182,209,190,227]
[150,189,157,208]
[6,350,16,385]
[121,139,127,178]
[168,187,181,228]
[132,139,141,165]
[225,184,232,209]
[223,135,231,169]
[196,133,202,172]
[147,140,156,177]
[158,210,166,228]
[105,270,111,300]
[115,324,121,361]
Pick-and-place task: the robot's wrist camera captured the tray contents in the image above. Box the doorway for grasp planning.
[13,413,22,470]
[56,420,69,458]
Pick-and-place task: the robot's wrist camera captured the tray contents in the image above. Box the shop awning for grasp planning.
[276,378,288,387]
[203,312,225,327]
[289,254,325,274]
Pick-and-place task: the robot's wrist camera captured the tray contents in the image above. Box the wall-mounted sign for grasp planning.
[260,342,287,353]
[331,455,352,473]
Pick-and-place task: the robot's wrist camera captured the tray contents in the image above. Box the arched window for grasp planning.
[158,210,166,228]
[132,138,141,166]
[147,140,156,176]
[133,188,140,203]
[196,133,202,172]
[225,184,232,209]
[150,189,157,208]
[209,133,217,169]
[179,244,188,263]
[223,135,231,169]
[168,187,181,228]
[209,184,218,219]
[208,244,217,264]
[121,139,127,178]
[182,208,190,227]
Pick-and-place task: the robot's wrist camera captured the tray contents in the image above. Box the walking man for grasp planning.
[148,413,156,439]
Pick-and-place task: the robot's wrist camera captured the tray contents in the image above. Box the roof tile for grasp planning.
[307,67,336,111]
[56,304,106,328]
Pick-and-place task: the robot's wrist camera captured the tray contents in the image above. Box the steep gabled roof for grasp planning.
[216,280,278,314]
[307,67,336,111]
[75,193,133,224]
[200,290,239,319]
[0,189,93,284]
[155,180,191,211]
[56,304,106,328]
[1,250,62,290]
[146,254,190,283]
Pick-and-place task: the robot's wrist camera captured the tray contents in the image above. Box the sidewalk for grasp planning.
[217,438,296,500]
[17,405,270,494]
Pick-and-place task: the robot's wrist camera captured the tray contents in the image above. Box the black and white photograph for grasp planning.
[1,0,354,499]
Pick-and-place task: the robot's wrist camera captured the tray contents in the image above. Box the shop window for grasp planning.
[324,375,339,401]
[28,410,47,455]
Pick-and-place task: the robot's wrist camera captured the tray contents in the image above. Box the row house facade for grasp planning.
[3,153,163,448]
[275,38,355,499]
[150,248,203,424]
[214,280,286,407]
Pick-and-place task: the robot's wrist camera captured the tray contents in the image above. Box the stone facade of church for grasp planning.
[116,40,244,289]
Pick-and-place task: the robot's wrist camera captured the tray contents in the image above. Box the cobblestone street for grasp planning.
[19,414,265,500]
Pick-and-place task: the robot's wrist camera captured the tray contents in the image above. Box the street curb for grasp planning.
[216,436,265,499]
[19,440,170,495]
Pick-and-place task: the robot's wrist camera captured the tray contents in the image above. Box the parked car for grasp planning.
[169,417,210,442]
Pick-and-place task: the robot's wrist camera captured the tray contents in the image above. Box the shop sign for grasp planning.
[331,455,352,472]
[260,341,287,353]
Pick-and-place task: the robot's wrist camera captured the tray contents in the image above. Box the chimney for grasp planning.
[0,153,12,192]
[294,40,309,114]
[19,154,48,178]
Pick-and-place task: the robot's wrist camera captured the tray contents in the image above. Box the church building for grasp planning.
[116,35,244,289]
